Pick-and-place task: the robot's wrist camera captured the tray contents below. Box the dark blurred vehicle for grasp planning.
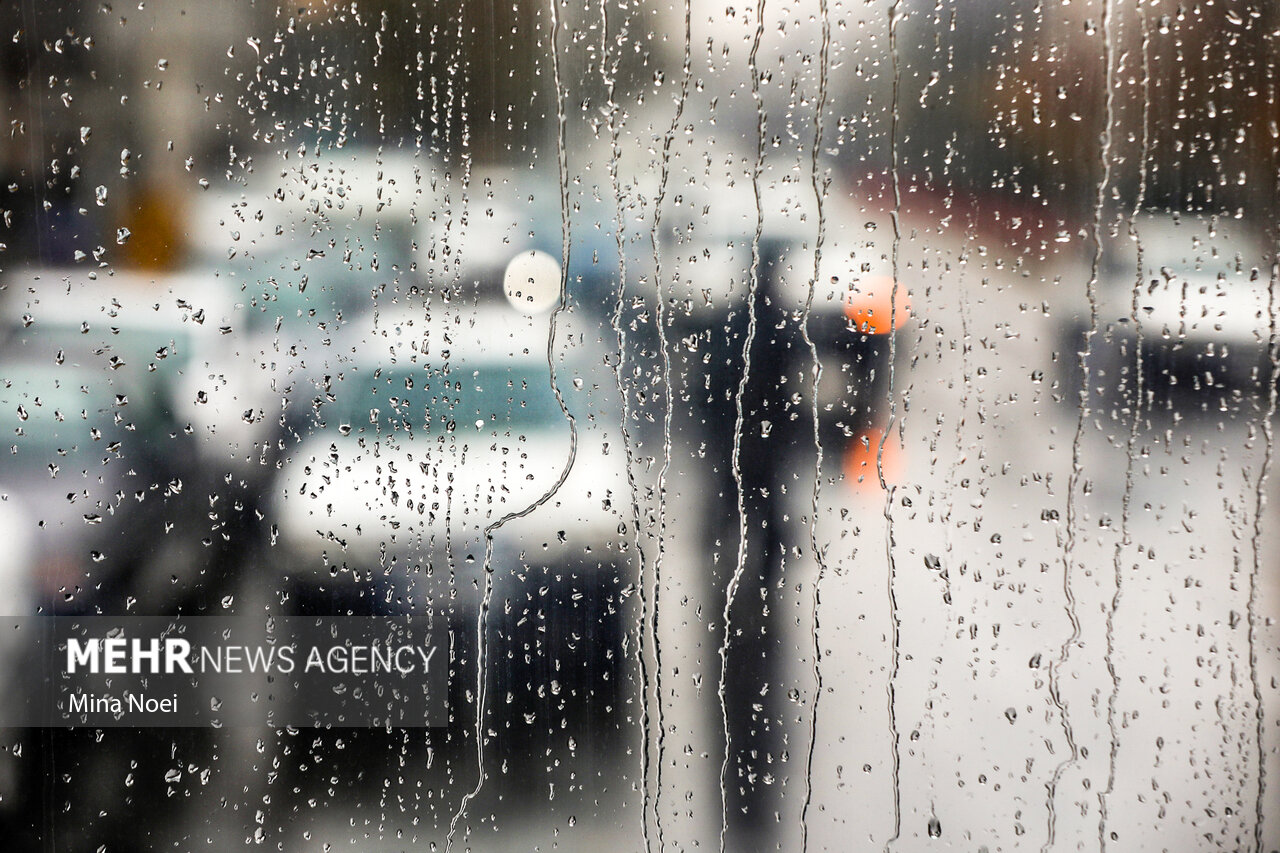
[652,172,912,489]
[1062,214,1270,416]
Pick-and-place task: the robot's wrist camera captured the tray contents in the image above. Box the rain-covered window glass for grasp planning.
[0,1,1276,850]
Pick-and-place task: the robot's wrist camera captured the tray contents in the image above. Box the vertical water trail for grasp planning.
[717,0,768,849]
[1044,0,1114,846]
[443,2,578,847]
[453,0,474,299]
[799,1,832,850]
[1250,272,1275,853]
[878,1,904,849]
[1099,10,1149,851]
[645,1,693,845]
[596,2,657,848]
[1249,23,1280,848]
[943,241,975,548]
[930,237,973,814]
[430,2,474,305]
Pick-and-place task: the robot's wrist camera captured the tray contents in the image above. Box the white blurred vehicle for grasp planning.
[267,298,636,738]
[271,304,628,590]
[186,151,620,479]
[185,150,436,482]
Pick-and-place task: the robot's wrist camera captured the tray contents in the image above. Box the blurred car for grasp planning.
[186,151,429,482]
[1061,214,1270,415]
[0,361,138,612]
[267,298,636,746]
[0,268,237,613]
[188,153,616,478]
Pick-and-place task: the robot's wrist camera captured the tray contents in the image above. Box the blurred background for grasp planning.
[0,0,1278,850]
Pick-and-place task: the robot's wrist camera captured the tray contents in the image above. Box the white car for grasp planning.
[186,151,432,480]
[267,300,636,736]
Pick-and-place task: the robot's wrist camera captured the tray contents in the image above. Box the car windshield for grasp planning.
[0,368,123,469]
[223,241,412,332]
[321,363,561,438]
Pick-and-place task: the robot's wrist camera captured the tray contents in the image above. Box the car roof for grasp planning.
[190,149,441,267]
